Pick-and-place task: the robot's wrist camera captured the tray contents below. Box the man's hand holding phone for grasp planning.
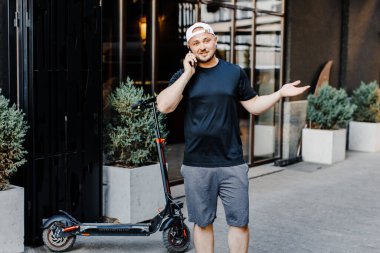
[183,51,197,76]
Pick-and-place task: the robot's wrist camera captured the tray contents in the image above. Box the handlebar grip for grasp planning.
[131,97,157,110]
[131,102,140,109]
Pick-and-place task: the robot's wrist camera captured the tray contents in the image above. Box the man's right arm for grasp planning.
[157,52,197,114]
[157,71,192,113]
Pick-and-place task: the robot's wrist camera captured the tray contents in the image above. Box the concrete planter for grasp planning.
[0,185,24,253]
[349,121,380,152]
[103,163,166,223]
[302,128,347,164]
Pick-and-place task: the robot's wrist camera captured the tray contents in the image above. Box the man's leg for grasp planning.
[228,225,249,253]
[218,164,250,253]
[194,224,214,253]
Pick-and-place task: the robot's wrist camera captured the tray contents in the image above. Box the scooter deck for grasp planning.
[79,223,151,236]
[82,222,151,226]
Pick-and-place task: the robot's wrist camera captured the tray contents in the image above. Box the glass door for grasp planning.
[235,7,253,163]
[252,2,283,163]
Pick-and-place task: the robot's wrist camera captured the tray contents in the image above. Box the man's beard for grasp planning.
[196,51,215,63]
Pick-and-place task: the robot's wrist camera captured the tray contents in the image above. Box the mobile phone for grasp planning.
[188,51,197,68]
[190,61,197,68]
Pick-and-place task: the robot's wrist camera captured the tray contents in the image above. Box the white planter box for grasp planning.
[0,185,24,253]
[349,121,380,152]
[254,125,275,156]
[302,128,346,164]
[103,163,166,223]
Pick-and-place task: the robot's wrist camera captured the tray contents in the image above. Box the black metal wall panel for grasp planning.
[0,0,17,102]
[285,0,343,99]
[345,0,380,92]
[0,0,9,95]
[24,0,102,245]
[285,0,380,96]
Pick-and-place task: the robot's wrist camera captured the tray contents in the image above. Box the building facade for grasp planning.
[0,0,379,245]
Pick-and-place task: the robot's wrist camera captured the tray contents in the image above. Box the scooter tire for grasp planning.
[42,221,76,252]
[163,222,191,253]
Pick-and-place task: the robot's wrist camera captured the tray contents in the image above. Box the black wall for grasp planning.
[344,0,380,93]
[4,0,103,245]
[285,0,343,100]
[0,0,17,102]
[1,0,103,245]
[0,0,9,95]
[285,0,380,99]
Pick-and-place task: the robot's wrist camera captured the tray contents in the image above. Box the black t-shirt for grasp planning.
[168,59,257,167]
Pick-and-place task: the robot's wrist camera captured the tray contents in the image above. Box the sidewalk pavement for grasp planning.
[26,151,380,253]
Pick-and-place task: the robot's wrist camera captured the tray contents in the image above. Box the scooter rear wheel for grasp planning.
[163,222,191,253]
[42,221,76,252]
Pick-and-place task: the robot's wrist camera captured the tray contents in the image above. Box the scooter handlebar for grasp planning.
[131,97,157,110]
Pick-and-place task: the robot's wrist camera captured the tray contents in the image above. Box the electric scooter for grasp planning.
[41,97,190,252]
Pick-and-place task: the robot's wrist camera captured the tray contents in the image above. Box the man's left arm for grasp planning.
[240,80,310,115]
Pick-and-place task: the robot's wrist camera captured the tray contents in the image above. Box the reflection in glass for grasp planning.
[253,14,282,161]
[236,0,282,13]
[256,0,282,13]
[235,10,252,162]
[236,0,254,10]
[102,0,150,109]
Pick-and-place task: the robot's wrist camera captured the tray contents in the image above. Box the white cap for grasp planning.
[186,22,215,43]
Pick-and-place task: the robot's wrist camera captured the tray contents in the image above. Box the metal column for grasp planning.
[248,0,257,164]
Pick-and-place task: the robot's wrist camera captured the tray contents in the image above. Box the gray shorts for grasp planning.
[181,163,249,227]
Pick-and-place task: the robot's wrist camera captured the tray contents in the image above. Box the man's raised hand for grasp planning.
[279,80,310,98]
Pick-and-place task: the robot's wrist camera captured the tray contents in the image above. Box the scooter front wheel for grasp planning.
[163,222,191,253]
[42,221,76,252]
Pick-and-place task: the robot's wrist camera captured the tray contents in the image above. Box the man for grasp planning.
[157,22,309,253]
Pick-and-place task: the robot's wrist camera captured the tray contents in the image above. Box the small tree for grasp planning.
[351,81,380,123]
[104,78,168,167]
[307,85,356,129]
[0,90,28,190]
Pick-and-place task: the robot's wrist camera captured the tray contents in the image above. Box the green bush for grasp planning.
[104,78,168,168]
[351,81,380,123]
[307,85,356,130]
[0,90,28,190]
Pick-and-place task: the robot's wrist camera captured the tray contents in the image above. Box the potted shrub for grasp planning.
[103,78,168,223]
[0,90,28,252]
[349,81,380,152]
[302,85,356,164]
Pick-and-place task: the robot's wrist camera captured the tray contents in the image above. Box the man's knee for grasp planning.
[195,223,213,231]
[229,225,249,233]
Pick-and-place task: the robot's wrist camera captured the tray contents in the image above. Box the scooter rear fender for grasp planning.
[41,214,78,229]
